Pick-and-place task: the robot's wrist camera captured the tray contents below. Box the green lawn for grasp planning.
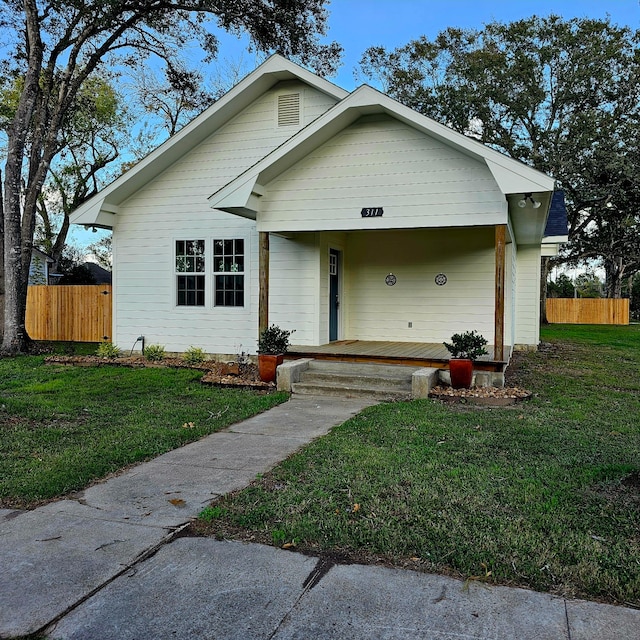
[0,353,287,508]
[196,324,640,606]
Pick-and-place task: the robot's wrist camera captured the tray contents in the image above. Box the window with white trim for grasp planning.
[176,240,205,306]
[214,239,245,307]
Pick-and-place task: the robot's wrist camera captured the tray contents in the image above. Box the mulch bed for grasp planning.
[44,355,275,391]
[428,385,532,406]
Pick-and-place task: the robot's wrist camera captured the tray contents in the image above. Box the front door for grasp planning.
[329,249,340,341]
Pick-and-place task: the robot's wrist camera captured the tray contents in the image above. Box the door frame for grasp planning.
[328,247,342,342]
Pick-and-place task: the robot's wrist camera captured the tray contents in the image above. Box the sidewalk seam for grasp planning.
[266,555,336,639]
[564,600,573,640]
[39,522,190,638]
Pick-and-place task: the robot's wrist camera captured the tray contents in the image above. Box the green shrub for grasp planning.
[96,342,121,359]
[182,346,206,365]
[443,330,488,360]
[143,344,165,361]
[258,325,294,354]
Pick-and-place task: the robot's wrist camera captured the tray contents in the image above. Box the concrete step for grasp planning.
[299,371,413,390]
[291,380,412,400]
[304,360,419,379]
[278,359,441,399]
[291,361,419,400]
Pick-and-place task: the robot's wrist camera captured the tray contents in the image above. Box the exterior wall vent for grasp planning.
[277,93,300,127]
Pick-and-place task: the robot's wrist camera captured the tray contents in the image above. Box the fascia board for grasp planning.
[543,235,569,243]
[209,101,365,208]
[541,244,561,256]
[212,87,398,200]
[70,198,108,225]
[209,175,260,218]
[485,159,555,195]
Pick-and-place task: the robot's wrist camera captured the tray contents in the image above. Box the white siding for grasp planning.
[515,246,542,347]
[504,241,516,348]
[269,233,320,345]
[343,228,495,344]
[111,82,338,354]
[259,115,506,233]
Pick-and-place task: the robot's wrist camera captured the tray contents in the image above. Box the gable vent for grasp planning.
[277,93,300,127]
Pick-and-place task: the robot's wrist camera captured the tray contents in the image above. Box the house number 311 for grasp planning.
[361,207,384,217]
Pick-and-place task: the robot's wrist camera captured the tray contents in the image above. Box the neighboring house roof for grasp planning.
[70,55,347,228]
[31,248,54,263]
[82,262,112,284]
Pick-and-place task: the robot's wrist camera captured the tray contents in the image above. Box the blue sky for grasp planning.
[214,0,640,90]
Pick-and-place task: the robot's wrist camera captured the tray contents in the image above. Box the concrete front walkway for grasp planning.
[0,395,373,638]
[1,394,639,639]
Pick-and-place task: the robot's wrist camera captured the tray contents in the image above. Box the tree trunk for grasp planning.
[2,1,43,354]
[2,179,31,354]
[604,257,624,298]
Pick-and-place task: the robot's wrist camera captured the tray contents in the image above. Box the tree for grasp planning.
[133,64,213,138]
[33,75,127,272]
[575,272,603,299]
[1,1,341,355]
[56,245,96,284]
[359,16,640,297]
[547,273,575,298]
[86,234,112,270]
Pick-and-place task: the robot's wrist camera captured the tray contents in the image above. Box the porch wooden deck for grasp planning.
[287,340,510,372]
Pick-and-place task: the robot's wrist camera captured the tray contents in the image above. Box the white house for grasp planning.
[70,55,561,377]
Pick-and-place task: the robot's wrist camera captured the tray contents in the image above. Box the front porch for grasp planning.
[286,340,510,373]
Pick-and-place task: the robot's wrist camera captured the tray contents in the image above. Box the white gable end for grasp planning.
[106,80,339,354]
[258,115,507,233]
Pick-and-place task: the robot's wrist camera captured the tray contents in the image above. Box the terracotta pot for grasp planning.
[449,358,473,389]
[258,354,284,383]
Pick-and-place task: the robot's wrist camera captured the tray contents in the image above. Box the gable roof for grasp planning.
[69,55,348,228]
[208,84,555,221]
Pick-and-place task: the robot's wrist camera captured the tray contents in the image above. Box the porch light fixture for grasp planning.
[518,193,541,209]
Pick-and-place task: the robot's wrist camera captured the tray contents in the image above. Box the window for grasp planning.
[176,240,205,306]
[214,239,244,307]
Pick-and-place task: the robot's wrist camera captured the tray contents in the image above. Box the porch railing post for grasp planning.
[494,224,506,361]
[259,231,269,336]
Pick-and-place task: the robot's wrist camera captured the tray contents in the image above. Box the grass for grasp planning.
[195,324,640,606]
[0,352,287,508]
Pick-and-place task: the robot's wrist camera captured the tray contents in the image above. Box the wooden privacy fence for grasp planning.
[546,298,629,325]
[26,285,112,342]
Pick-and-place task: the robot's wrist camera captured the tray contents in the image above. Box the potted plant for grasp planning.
[443,330,488,389]
[257,325,294,382]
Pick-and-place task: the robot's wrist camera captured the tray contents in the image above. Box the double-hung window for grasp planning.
[214,239,244,307]
[176,240,205,306]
